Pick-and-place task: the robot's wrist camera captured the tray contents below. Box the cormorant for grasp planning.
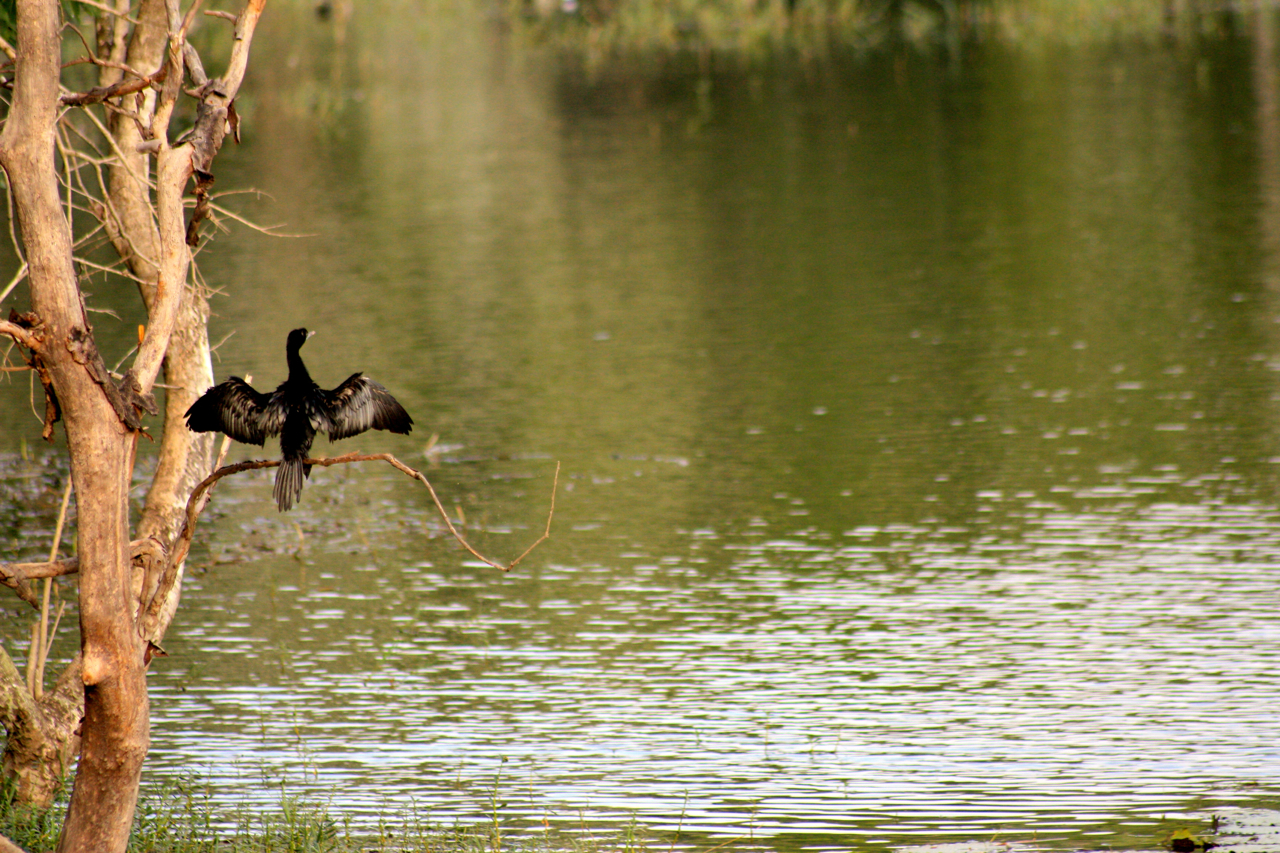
[185,328,414,511]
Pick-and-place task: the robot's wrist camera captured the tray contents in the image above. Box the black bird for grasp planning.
[185,328,414,511]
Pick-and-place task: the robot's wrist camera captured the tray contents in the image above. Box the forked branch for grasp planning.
[0,319,42,351]
[0,539,164,609]
[137,453,559,640]
[60,62,168,107]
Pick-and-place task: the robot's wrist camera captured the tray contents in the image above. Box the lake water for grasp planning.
[3,3,1280,850]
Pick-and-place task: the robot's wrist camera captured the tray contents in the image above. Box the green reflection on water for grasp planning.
[4,6,1280,851]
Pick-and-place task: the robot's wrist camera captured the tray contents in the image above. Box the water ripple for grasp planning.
[143,493,1280,851]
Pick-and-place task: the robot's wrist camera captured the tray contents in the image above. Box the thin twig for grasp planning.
[73,254,149,285]
[2,170,23,275]
[1,539,162,588]
[297,453,559,572]
[24,623,37,697]
[505,460,559,572]
[32,477,74,699]
[54,110,110,161]
[64,24,98,69]
[74,0,140,18]
[34,597,65,700]
[213,431,233,472]
[70,99,156,199]
[205,201,304,237]
[209,329,235,359]
[177,0,205,40]
[0,261,26,303]
[139,453,559,639]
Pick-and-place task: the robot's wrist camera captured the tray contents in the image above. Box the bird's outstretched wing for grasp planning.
[184,377,282,446]
[323,373,414,440]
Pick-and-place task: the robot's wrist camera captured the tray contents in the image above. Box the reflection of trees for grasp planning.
[646,42,1280,527]
[1250,6,1280,469]
[139,12,1280,544]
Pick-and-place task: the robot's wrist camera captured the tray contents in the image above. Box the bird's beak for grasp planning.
[307,330,317,339]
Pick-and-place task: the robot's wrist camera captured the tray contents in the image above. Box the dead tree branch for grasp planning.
[0,567,38,608]
[128,0,264,399]
[179,0,264,247]
[0,539,164,610]
[60,61,168,107]
[0,313,60,440]
[138,453,559,641]
[0,318,42,351]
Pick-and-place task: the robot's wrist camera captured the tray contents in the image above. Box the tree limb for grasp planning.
[1,539,164,608]
[0,319,41,351]
[1,313,60,440]
[130,0,264,394]
[60,61,168,107]
[124,28,190,397]
[181,0,264,246]
[1,558,73,578]
[0,567,39,608]
[137,453,559,641]
[0,643,83,812]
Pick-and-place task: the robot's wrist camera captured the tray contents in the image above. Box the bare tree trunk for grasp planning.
[136,301,217,616]
[98,0,218,606]
[0,0,150,848]
[0,0,264,845]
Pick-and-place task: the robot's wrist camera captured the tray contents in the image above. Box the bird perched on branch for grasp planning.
[185,328,414,511]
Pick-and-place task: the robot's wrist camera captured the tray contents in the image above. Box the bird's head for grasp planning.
[286,328,316,351]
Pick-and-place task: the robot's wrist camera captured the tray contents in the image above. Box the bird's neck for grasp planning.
[286,347,313,386]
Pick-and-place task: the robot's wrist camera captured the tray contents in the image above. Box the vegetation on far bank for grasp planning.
[509,0,1264,60]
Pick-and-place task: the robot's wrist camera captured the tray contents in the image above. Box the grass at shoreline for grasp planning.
[0,774,667,853]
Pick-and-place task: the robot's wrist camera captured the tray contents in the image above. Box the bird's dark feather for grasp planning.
[184,377,274,446]
[325,374,414,440]
[274,456,307,512]
[184,329,414,511]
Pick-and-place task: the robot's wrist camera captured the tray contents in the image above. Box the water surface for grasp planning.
[3,6,1280,850]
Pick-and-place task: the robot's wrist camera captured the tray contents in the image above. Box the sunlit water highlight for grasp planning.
[140,472,1280,851]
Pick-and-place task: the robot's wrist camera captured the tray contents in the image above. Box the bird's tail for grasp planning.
[274,456,307,512]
